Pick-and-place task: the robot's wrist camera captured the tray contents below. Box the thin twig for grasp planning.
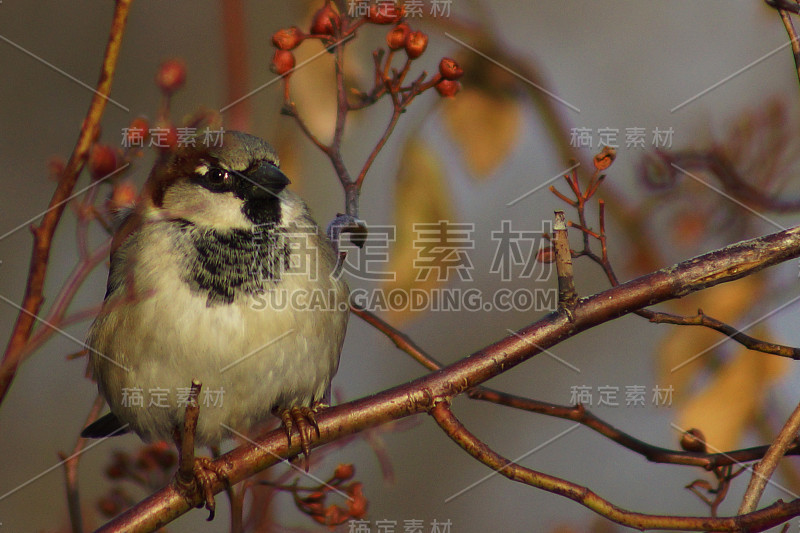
[0,0,132,405]
[467,388,800,470]
[354,105,403,189]
[643,309,800,359]
[350,303,443,371]
[573,208,800,360]
[779,9,800,92]
[21,238,111,360]
[429,401,800,531]
[61,394,105,533]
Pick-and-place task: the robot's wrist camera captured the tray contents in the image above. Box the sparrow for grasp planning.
[81,131,349,512]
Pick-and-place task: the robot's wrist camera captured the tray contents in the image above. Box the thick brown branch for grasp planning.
[429,402,800,531]
[0,0,132,405]
[97,224,800,531]
[353,304,800,469]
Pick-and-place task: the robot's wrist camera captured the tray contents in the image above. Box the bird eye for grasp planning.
[205,168,231,188]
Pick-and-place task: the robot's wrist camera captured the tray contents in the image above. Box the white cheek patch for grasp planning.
[280,198,300,226]
[159,181,252,230]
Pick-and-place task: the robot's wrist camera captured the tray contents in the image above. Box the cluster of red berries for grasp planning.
[270,2,463,97]
[97,443,177,517]
[291,463,368,527]
[88,56,189,181]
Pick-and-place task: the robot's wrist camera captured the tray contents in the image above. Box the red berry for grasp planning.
[108,181,137,212]
[334,463,355,480]
[89,144,118,179]
[272,26,304,50]
[434,79,460,97]
[368,1,403,24]
[310,4,339,35]
[155,59,186,94]
[125,117,149,146]
[404,30,428,59]
[439,57,463,80]
[271,49,296,76]
[386,23,410,50]
[346,482,367,519]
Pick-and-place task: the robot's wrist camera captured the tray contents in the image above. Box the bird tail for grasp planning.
[80,412,131,438]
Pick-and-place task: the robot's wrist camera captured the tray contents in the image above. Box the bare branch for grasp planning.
[429,401,800,531]
[97,224,800,531]
[0,0,133,405]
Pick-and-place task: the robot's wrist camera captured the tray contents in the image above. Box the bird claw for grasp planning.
[174,456,228,521]
[275,404,326,471]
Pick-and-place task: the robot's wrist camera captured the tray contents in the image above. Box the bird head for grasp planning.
[114,131,294,251]
[147,131,291,226]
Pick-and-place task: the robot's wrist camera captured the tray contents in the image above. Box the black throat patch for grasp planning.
[174,220,291,306]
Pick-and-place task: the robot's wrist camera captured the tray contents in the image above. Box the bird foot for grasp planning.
[274,403,327,470]
[174,456,228,521]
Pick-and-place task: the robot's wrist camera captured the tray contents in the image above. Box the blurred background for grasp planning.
[3,1,800,531]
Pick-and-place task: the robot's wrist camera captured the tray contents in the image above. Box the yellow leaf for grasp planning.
[384,138,454,322]
[656,275,790,450]
[657,275,766,396]
[442,87,521,179]
[676,339,787,451]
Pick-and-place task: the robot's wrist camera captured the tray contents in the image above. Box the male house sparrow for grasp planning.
[82,131,349,491]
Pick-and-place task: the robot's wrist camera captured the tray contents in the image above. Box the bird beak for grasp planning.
[245,162,291,198]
